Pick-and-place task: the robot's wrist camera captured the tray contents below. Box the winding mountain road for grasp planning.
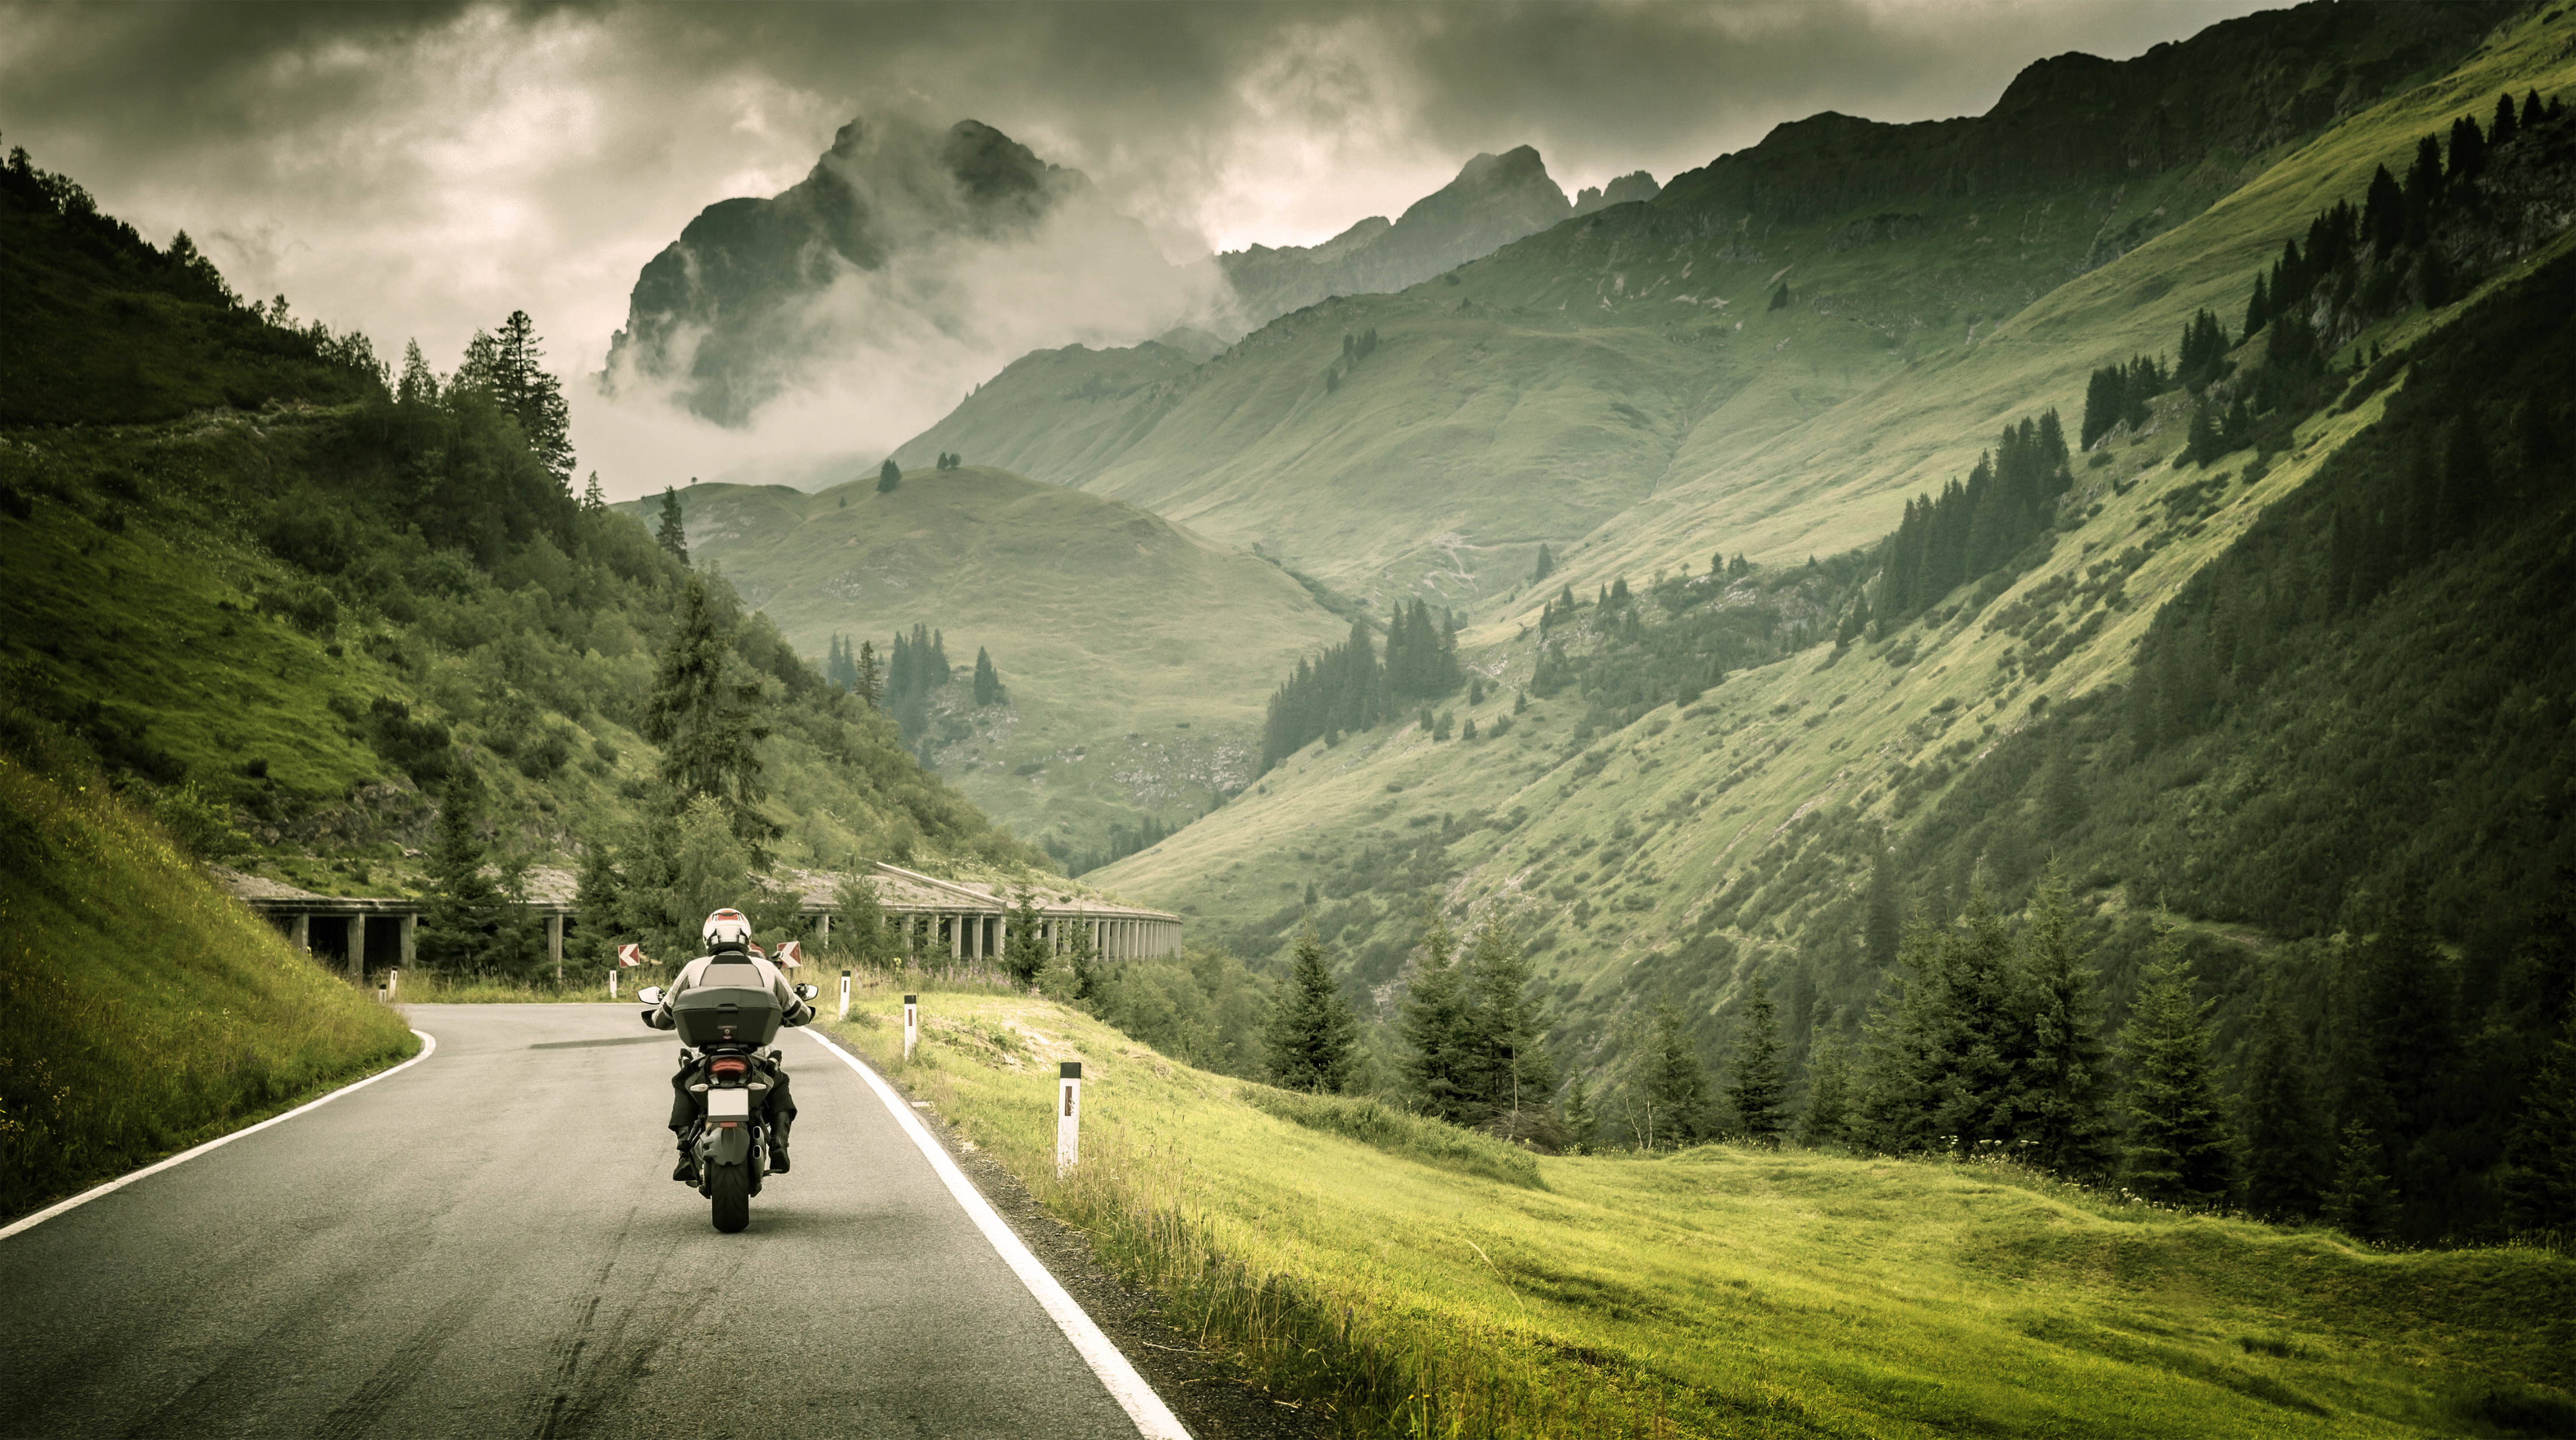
[0,1004,1176,1439]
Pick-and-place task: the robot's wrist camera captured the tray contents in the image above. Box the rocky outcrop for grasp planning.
[1656,0,2511,231]
[1218,146,1625,322]
[604,118,1093,425]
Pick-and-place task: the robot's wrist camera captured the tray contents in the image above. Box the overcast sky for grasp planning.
[3,0,2271,493]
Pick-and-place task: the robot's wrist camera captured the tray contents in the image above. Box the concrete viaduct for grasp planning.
[223,861,1182,978]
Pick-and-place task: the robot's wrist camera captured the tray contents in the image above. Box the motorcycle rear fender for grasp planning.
[711,1122,753,1168]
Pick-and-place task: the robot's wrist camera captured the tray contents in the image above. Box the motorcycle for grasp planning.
[638,970,820,1233]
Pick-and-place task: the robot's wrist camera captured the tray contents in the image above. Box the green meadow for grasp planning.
[823,991,2574,1438]
[619,467,1346,858]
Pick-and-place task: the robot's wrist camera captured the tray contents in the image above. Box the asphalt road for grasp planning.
[0,1004,1159,1440]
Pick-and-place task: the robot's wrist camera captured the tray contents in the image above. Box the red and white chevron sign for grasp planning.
[774,941,802,968]
[616,944,647,968]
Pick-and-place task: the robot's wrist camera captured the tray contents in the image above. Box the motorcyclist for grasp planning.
[647,909,814,1181]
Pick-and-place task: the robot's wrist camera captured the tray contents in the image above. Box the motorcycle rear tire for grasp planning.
[710,1163,751,1233]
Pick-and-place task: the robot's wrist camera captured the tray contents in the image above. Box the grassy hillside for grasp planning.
[0,724,418,1219]
[1094,21,2576,1241]
[619,469,1347,860]
[826,990,2576,1438]
[1,142,1039,959]
[886,1,2512,608]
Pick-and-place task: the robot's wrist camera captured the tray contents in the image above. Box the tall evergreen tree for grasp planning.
[1561,1070,1598,1155]
[1635,1002,1709,1150]
[2119,933,2235,1205]
[878,458,902,493]
[641,572,774,849]
[416,771,530,975]
[1265,930,1360,1094]
[2324,1119,2397,1242]
[570,834,626,977]
[1530,544,1554,583]
[656,486,688,565]
[2240,988,2327,1219]
[2018,878,2116,1178]
[972,647,1004,706]
[1399,904,1472,1122]
[2500,994,2576,1233]
[1798,1038,1852,1148]
[1002,891,1049,985]
[1458,920,1554,1127]
[1725,975,1788,1143]
[832,870,897,970]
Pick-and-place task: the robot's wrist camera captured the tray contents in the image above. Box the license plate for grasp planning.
[707,1088,752,1119]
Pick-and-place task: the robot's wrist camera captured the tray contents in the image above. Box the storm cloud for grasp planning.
[2,0,2272,494]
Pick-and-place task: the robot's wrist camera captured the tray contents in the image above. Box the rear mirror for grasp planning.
[636,985,664,1006]
[795,983,820,1001]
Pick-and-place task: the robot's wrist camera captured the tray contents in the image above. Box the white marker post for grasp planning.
[1057,1061,1082,1176]
[903,993,919,1064]
[609,970,619,1000]
[386,968,399,1004]
[838,968,852,1021]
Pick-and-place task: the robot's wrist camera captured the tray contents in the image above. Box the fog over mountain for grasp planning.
[0,0,2281,498]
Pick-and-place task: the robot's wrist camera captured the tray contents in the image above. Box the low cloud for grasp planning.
[2,0,2272,497]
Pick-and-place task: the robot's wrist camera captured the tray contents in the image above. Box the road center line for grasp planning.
[800,1027,1191,1440]
[0,1029,440,1243]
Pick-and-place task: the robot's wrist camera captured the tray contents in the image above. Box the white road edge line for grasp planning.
[0,1029,439,1243]
[803,1027,1192,1440]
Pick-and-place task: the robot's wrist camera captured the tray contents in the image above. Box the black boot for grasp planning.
[767,1122,791,1174]
[671,1134,695,1182]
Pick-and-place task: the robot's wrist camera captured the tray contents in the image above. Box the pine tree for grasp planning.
[878,458,901,494]
[570,835,625,976]
[1797,1038,1851,1148]
[1459,920,1554,1128]
[1002,891,1049,984]
[1561,1071,1598,1155]
[396,338,438,406]
[1400,904,1471,1121]
[2240,988,2327,1219]
[1725,975,1788,1143]
[641,573,774,850]
[2119,933,2235,1205]
[2018,878,2116,1178]
[855,641,881,708]
[656,486,688,564]
[1530,544,1554,583]
[2324,1119,2396,1241]
[1636,1002,1709,1150]
[832,870,895,970]
[490,310,573,486]
[972,647,1003,706]
[1265,929,1359,1094]
[580,471,606,514]
[417,771,519,974]
[2500,995,2576,1233]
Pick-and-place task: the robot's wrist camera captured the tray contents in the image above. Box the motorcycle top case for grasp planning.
[670,962,786,1047]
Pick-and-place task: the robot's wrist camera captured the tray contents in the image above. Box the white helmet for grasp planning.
[702,909,754,952]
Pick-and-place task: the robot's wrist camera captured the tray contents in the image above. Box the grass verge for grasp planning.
[0,741,419,1220]
[822,991,2575,1439]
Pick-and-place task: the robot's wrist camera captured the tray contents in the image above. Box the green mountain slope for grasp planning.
[1,143,1038,949]
[889,0,2509,609]
[617,468,1348,860]
[1094,9,2576,1242]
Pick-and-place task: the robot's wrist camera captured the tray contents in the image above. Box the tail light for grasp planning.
[710,1056,751,1080]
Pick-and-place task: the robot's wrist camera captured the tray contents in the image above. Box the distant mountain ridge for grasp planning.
[1218,147,1659,323]
[888,0,2514,608]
